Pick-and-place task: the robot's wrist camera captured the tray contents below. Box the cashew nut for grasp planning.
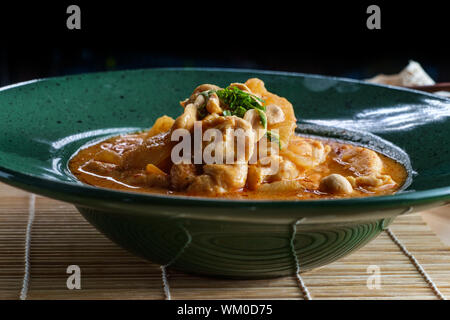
[172,103,198,131]
[193,94,205,108]
[206,92,222,114]
[319,174,353,194]
[229,82,252,93]
[193,84,221,95]
[244,109,267,141]
[180,84,222,108]
[265,104,285,125]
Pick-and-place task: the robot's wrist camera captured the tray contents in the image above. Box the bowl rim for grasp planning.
[0,67,449,210]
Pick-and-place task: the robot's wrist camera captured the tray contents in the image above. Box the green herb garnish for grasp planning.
[197,103,208,118]
[216,86,266,125]
[257,109,267,129]
[196,91,214,119]
[199,90,214,98]
[265,131,282,149]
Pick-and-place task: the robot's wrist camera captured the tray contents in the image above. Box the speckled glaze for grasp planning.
[0,68,449,278]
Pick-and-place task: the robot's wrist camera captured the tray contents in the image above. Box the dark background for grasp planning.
[0,1,448,86]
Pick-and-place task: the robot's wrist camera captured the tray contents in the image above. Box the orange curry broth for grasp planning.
[69,132,408,200]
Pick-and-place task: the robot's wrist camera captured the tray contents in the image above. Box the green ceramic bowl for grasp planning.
[1,68,449,278]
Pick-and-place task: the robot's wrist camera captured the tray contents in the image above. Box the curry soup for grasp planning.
[69,78,408,200]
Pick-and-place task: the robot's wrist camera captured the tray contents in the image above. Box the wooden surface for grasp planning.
[0,182,449,300]
[421,207,450,246]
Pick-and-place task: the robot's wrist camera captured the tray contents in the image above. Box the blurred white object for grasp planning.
[366,60,436,86]
[434,91,450,98]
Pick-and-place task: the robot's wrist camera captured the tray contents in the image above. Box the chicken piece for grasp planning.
[187,164,248,194]
[146,115,175,138]
[247,160,275,190]
[247,155,300,190]
[281,137,330,171]
[171,162,248,194]
[338,146,397,190]
[171,104,253,192]
[201,115,255,164]
[145,173,170,188]
[170,163,198,190]
[339,146,383,176]
[256,180,305,193]
[273,157,300,181]
[249,136,279,163]
[347,174,396,189]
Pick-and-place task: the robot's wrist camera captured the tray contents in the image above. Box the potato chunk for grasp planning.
[245,78,297,148]
[146,115,175,138]
[121,130,172,171]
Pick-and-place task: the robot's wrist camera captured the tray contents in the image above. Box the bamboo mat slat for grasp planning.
[0,183,448,300]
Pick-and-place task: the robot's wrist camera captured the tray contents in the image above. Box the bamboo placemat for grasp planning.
[0,182,449,300]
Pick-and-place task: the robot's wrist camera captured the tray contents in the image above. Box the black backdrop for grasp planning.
[0,1,449,86]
